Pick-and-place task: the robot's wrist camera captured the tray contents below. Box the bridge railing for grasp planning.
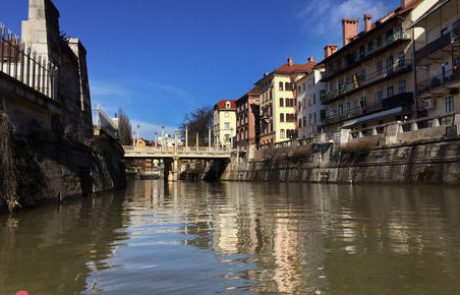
[0,22,58,99]
[123,145,231,155]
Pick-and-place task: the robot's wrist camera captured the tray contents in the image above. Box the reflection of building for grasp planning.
[318,0,439,131]
[414,0,460,119]
[256,57,317,145]
[214,99,237,147]
[297,63,326,138]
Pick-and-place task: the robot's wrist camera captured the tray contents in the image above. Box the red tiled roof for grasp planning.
[274,61,318,74]
[214,99,236,111]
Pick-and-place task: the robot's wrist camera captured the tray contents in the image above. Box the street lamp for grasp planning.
[154,132,158,148]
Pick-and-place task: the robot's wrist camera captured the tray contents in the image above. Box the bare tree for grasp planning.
[180,106,213,146]
[117,108,132,145]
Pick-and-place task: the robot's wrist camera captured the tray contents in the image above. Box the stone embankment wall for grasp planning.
[222,139,460,185]
[0,114,126,211]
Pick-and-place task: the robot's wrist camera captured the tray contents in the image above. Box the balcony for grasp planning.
[323,30,411,81]
[417,69,460,97]
[324,92,413,126]
[320,60,413,105]
[415,22,460,63]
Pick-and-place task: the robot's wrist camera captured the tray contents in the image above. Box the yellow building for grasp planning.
[318,0,439,131]
[214,99,237,147]
[256,57,317,145]
[414,0,460,121]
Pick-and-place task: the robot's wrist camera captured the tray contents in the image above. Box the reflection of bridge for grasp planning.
[123,146,232,159]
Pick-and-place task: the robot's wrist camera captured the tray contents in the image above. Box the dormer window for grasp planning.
[225,101,231,109]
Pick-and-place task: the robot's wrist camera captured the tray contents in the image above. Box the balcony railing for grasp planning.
[417,69,460,95]
[320,60,412,105]
[324,92,413,125]
[415,22,460,63]
[323,30,411,81]
[0,23,58,99]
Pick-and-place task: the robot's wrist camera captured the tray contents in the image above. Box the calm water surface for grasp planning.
[1,181,460,294]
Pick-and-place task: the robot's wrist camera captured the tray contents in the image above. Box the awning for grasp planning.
[342,107,402,128]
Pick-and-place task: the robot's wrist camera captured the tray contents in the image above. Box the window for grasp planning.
[298,119,302,128]
[314,113,317,123]
[368,40,374,52]
[309,114,313,124]
[359,46,365,59]
[398,52,405,67]
[386,29,394,45]
[387,55,394,74]
[285,82,290,91]
[441,27,448,36]
[279,82,284,91]
[346,101,351,111]
[376,91,384,103]
[446,96,455,113]
[280,113,285,122]
[376,61,383,76]
[224,122,230,130]
[399,80,406,94]
[225,101,231,109]
[338,104,343,115]
[280,129,285,139]
[360,69,366,81]
[313,94,316,105]
[387,85,394,97]
[280,98,284,107]
[303,117,307,127]
[376,36,382,47]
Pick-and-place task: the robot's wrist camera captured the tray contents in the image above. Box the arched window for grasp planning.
[280,113,285,122]
[280,98,284,107]
[225,101,231,109]
[280,129,285,139]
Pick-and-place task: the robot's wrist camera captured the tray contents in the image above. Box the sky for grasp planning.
[1,0,399,138]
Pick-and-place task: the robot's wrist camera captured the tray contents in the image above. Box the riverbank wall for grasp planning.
[0,113,126,211]
[222,117,460,185]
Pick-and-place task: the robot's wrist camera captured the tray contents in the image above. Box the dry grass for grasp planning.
[340,136,380,153]
[0,113,19,212]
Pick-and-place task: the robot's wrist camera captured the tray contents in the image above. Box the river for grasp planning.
[1,180,460,294]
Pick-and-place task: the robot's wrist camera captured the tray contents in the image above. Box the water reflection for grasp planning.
[1,181,460,294]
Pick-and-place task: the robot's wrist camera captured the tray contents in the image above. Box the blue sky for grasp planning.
[1,0,399,138]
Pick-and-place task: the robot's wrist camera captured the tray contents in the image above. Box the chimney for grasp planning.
[401,0,413,9]
[288,56,293,66]
[324,45,338,59]
[364,14,372,32]
[308,56,315,62]
[342,18,359,46]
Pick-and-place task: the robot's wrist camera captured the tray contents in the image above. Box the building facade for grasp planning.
[257,57,317,145]
[319,0,439,131]
[236,86,260,149]
[214,99,237,147]
[297,64,326,138]
[414,0,460,121]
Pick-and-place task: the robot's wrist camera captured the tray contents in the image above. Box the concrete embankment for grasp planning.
[222,139,460,185]
[0,114,126,212]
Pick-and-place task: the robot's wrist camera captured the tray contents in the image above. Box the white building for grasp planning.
[214,99,237,147]
[297,65,326,138]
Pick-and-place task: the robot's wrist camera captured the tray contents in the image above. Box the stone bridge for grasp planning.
[123,146,232,181]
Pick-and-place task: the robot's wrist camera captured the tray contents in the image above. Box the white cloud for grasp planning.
[297,0,399,38]
[91,81,129,98]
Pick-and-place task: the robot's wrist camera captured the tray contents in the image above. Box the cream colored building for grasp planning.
[214,99,237,147]
[414,0,460,121]
[257,57,317,145]
[318,0,440,131]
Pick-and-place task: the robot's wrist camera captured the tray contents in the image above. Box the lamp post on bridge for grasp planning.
[136,124,141,148]
[174,129,178,154]
[208,127,212,151]
[161,126,165,153]
[185,125,188,153]
[154,132,158,148]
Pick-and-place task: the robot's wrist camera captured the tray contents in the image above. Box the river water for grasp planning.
[1,180,460,295]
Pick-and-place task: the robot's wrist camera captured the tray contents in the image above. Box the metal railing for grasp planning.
[321,59,412,104]
[417,69,460,95]
[0,22,58,99]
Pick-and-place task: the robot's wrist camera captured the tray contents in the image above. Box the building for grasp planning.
[297,63,326,138]
[214,99,237,147]
[256,57,317,145]
[236,86,260,150]
[414,0,460,121]
[318,0,439,131]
